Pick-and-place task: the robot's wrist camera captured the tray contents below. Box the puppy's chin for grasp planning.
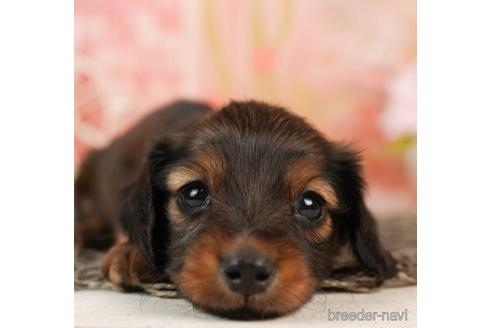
[176,278,316,320]
[191,301,292,320]
[172,271,315,319]
[195,305,285,321]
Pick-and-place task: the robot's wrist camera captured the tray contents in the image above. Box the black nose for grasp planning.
[221,253,276,295]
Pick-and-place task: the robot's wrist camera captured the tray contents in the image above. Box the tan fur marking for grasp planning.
[303,217,333,243]
[116,232,129,244]
[102,241,155,289]
[305,178,338,207]
[174,231,315,314]
[165,149,222,191]
[286,158,321,200]
[286,158,337,205]
[166,167,200,192]
[173,229,244,311]
[167,199,182,220]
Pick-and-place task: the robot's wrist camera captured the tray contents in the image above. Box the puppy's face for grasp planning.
[124,101,396,319]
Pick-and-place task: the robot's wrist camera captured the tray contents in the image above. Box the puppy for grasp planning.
[75,100,396,319]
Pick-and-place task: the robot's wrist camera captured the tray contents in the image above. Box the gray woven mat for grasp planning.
[75,217,416,297]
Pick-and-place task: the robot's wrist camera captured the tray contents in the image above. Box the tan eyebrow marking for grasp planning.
[165,148,223,192]
[305,178,338,208]
[286,158,338,207]
[166,167,201,192]
[286,158,320,198]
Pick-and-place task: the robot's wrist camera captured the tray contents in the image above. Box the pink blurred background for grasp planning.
[75,0,416,218]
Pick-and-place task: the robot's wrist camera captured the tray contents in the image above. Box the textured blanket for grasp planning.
[75,217,416,297]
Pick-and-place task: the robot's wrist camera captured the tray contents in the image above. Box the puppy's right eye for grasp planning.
[179,181,210,211]
[294,191,325,222]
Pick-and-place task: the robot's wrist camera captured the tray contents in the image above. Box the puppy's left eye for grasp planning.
[179,181,210,210]
[295,192,325,221]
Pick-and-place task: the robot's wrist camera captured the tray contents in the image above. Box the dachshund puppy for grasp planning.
[75,100,396,319]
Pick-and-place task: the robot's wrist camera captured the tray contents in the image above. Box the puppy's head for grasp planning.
[122,101,396,319]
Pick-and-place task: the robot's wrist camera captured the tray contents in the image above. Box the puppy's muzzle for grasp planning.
[221,249,276,295]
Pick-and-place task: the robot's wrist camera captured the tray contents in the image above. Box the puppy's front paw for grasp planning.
[102,242,153,291]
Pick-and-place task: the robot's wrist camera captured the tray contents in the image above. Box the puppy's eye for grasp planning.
[179,181,210,209]
[295,192,324,221]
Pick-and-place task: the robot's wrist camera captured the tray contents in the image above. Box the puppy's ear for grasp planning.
[120,139,180,268]
[328,144,396,279]
[352,203,396,278]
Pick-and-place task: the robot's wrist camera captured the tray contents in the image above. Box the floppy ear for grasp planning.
[328,144,396,279]
[120,140,180,268]
[352,203,396,278]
